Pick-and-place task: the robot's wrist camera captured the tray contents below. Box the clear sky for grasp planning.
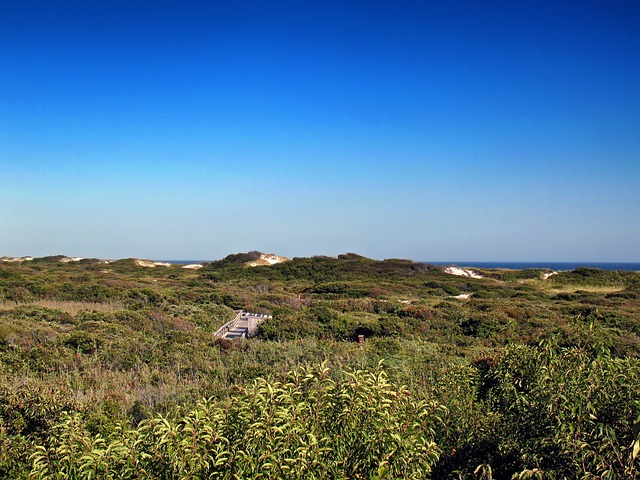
[1,1,639,261]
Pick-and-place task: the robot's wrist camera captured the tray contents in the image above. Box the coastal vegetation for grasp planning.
[1,254,639,478]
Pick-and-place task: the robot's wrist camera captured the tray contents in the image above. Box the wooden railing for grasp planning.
[214,311,273,339]
[213,310,243,338]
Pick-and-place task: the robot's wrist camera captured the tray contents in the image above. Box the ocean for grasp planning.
[426,262,640,271]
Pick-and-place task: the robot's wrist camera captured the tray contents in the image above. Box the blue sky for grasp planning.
[1,1,639,261]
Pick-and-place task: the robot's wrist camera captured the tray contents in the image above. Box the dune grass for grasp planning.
[0,300,124,314]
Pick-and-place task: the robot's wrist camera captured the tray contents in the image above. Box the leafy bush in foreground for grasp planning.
[31,363,444,479]
[441,340,640,479]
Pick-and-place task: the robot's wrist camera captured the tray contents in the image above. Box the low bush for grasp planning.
[31,363,444,479]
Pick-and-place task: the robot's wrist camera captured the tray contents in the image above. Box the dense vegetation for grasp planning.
[1,254,639,478]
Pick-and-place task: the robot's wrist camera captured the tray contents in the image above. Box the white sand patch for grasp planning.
[134,260,171,267]
[262,253,288,265]
[453,293,472,299]
[543,271,558,279]
[247,253,289,267]
[182,264,203,270]
[1,256,34,262]
[59,257,84,263]
[444,266,484,279]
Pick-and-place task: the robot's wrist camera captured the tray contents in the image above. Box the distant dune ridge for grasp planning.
[2,254,637,272]
[205,251,290,267]
[0,252,289,269]
[1,256,34,262]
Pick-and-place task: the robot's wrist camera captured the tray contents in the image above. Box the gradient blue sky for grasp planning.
[2,1,639,261]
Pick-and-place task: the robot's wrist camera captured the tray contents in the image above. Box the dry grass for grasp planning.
[1,359,209,413]
[547,285,625,294]
[518,278,626,295]
[0,300,124,314]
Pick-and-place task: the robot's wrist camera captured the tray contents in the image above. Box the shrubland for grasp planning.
[0,254,639,478]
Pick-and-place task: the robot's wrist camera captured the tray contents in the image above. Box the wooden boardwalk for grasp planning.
[213,311,271,339]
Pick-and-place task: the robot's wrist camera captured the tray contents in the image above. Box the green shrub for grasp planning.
[443,285,461,296]
[64,332,102,354]
[471,341,640,478]
[31,363,444,479]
